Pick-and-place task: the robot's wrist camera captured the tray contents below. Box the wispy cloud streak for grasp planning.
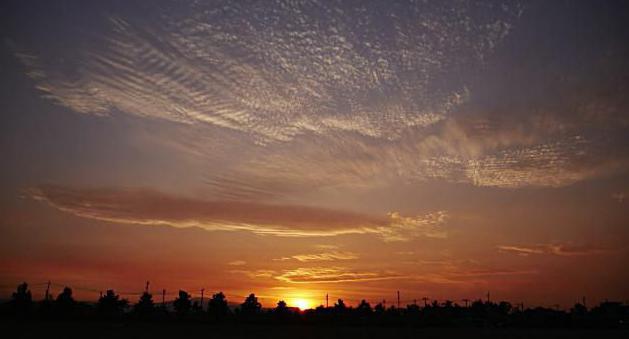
[275,267,403,284]
[274,251,359,262]
[30,185,448,242]
[497,243,620,257]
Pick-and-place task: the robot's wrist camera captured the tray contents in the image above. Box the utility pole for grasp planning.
[582,296,586,308]
[326,293,329,308]
[397,291,400,309]
[45,281,51,301]
[200,288,205,308]
[162,289,166,307]
[486,291,490,303]
[422,297,429,307]
[145,281,150,294]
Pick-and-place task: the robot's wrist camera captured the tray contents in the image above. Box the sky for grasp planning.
[1,0,628,309]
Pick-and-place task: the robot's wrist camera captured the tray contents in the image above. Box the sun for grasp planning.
[292,298,313,311]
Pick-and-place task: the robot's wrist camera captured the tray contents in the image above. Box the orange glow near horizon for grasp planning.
[1,0,629,311]
[291,298,314,311]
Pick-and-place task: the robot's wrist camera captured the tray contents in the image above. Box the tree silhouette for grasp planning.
[173,290,192,317]
[572,302,587,316]
[498,301,513,315]
[192,301,202,314]
[334,298,347,312]
[3,280,629,328]
[207,291,230,320]
[275,300,288,313]
[9,282,32,316]
[54,287,76,317]
[240,293,261,317]
[273,300,293,322]
[406,303,420,314]
[133,291,155,318]
[357,299,372,315]
[97,289,128,318]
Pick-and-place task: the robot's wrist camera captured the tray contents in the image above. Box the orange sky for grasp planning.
[1,0,628,309]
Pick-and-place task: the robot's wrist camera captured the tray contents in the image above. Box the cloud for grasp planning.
[15,2,518,144]
[30,185,448,242]
[447,268,538,278]
[274,251,359,262]
[612,192,626,203]
[230,269,276,279]
[405,259,539,284]
[497,243,619,257]
[275,267,403,284]
[313,244,340,250]
[383,211,447,241]
[197,117,628,205]
[227,260,247,266]
[412,269,538,285]
[14,2,628,192]
[274,264,533,285]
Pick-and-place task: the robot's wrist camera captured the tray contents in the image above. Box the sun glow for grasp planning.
[292,298,314,310]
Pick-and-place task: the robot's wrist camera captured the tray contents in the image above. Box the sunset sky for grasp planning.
[1,0,628,309]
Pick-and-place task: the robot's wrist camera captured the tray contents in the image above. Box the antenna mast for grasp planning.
[45,280,51,301]
[201,288,205,308]
[397,291,400,309]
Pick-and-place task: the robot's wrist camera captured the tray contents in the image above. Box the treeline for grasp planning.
[2,282,628,328]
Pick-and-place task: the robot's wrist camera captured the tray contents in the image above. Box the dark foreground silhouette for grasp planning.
[2,282,628,339]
